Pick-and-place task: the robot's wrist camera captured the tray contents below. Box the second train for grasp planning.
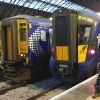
[0,15,52,81]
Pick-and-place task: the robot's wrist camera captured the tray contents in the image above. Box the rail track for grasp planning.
[0,78,66,100]
[0,82,28,95]
[27,82,65,100]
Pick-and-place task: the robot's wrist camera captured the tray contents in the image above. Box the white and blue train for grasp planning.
[0,15,52,81]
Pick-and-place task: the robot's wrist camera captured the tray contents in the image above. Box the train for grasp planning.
[0,9,100,83]
[49,9,100,82]
[0,15,52,81]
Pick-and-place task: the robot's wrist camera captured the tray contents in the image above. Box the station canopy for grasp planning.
[0,0,95,13]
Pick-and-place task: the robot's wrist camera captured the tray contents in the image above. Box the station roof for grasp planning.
[70,0,100,12]
[0,0,99,19]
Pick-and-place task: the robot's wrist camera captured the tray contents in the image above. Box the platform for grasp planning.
[50,74,100,100]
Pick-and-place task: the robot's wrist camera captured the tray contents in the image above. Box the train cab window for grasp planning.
[20,28,26,41]
[78,25,91,44]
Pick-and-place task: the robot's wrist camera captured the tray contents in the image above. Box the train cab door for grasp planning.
[97,23,100,54]
[17,19,28,63]
[52,10,77,75]
[2,25,13,61]
[77,18,92,63]
[7,26,12,60]
[54,16,70,62]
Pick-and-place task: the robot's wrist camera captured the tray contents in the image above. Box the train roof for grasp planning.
[78,10,100,21]
[53,9,100,22]
[1,15,52,25]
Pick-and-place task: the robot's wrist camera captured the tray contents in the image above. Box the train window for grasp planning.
[20,23,26,27]
[20,28,26,41]
[78,25,91,44]
[55,16,68,45]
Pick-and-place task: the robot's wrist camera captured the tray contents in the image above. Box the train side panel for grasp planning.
[27,19,51,80]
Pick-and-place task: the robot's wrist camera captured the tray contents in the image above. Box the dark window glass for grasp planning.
[20,23,26,27]
[20,28,26,41]
[78,25,91,44]
[55,16,67,45]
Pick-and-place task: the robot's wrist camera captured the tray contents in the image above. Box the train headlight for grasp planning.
[51,48,54,53]
[88,49,95,55]
[20,53,25,57]
[51,48,55,56]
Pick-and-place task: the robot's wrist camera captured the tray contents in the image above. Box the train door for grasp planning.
[17,19,28,63]
[2,25,13,61]
[78,24,91,63]
[97,34,100,70]
[52,10,77,75]
[55,16,69,62]
[7,26,12,60]
[97,23,100,54]
[54,14,77,64]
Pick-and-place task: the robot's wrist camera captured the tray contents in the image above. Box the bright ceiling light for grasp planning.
[49,17,53,21]
[95,12,100,16]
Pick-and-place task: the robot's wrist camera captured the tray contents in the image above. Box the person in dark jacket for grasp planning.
[93,68,100,98]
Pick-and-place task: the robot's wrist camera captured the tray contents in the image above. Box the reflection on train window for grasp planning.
[41,30,46,41]
[20,28,26,41]
[49,28,53,44]
[78,25,91,44]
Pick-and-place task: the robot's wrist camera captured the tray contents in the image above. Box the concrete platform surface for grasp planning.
[50,74,100,100]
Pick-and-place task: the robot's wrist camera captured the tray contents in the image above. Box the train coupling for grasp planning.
[0,61,22,76]
[57,63,73,75]
[0,61,31,81]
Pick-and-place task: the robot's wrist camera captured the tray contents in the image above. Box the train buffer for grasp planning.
[50,74,100,100]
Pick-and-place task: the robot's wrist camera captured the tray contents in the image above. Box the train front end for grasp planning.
[0,16,52,81]
[49,9,100,82]
[0,18,30,81]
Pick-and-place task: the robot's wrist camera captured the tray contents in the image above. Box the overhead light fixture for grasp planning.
[36,16,40,18]
[49,17,53,21]
[95,12,100,16]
